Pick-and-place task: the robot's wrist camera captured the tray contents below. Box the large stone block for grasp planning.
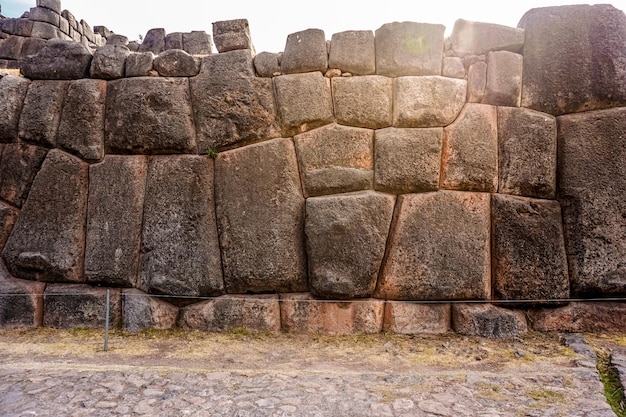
[441,104,498,192]
[557,108,626,296]
[190,50,279,152]
[138,28,166,54]
[37,0,62,14]
[21,39,92,80]
[29,7,60,26]
[18,80,68,148]
[442,57,464,79]
[0,143,47,208]
[280,293,384,335]
[253,52,280,77]
[57,79,106,162]
[374,127,442,194]
[153,49,200,77]
[105,77,196,154]
[467,61,487,103]
[90,45,130,80]
[212,19,254,53]
[328,30,375,75]
[0,267,45,328]
[31,21,60,40]
[125,52,154,77]
[452,304,527,339]
[375,191,491,300]
[449,19,524,55]
[375,22,445,77]
[528,302,626,333]
[0,201,19,250]
[491,195,569,305]
[306,191,395,299]
[0,36,23,60]
[383,302,451,335]
[519,4,626,115]
[215,138,307,294]
[2,150,88,282]
[482,51,522,107]
[274,71,334,136]
[332,75,392,129]
[294,124,373,197]
[498,107,556,198]
[122,289,178,332]
[19,37,47,60]
[164,32,183,50]
[0,75,30,143]
[183,31,213,55]
[393,76,466,128]
[86,156,147,287]
[140,156,224,297]
[281,29,327,74]
[43,284,121,329]
[179,295,280,332]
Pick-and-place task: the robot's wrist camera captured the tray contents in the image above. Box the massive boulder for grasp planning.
[90,45,131,80]
[332,75,392,129]
[0,143,48,208]
[0,76,30,143]
[18,80,68,148]
[280,29,327,74]
[153,49,200,77]
[21,39,92,80]
[122,289,178,332]
[329,30,375,75]
[212,19,254,53]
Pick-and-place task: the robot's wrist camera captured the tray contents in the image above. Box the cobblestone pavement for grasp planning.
[0,330,621,417]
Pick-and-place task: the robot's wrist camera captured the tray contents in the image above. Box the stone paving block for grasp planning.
[86,156,147,288]
[441,104,498,192]
[125,52,154,77]
[529,302,626,333]
[280,293,384,335]
[43,284,121,329]
[2,150,88,283]
[375,22,445,77]
[374,127,442,194]
[140,156,224,297]
[393,76,466,128]
[57,79,106,162]
[0,143,48,208]
[18,80,68,148]
[482,51,522,107]
[332,75,392,129]
[213,19,254,53]
[179,295,281,332]
[498,107,556,198]
[90,45,130,80]
[328,30,375,75]
[375,191,491,301]
[153,49,200,77]
[0,266,45,328]
[281,29,327,74]
[215,138,307,294]
[294,124,373,197]
[183,31,213,55]
[383,302,451,335]
[0,75,30,143]
[449,19,524,55]
[467,61,487,103]
[122,289,178,332]
[452,304,527,339]
[306,191,395,299]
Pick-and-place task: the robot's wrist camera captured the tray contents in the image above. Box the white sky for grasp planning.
[2,1,626,52]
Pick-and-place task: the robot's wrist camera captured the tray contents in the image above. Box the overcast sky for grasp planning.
[2,1,626,52]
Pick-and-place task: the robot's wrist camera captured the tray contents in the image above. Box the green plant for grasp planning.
[597,351,626,416]
[206,146,218,160]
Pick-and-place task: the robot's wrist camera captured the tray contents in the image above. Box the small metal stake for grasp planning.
[104,289,110,352]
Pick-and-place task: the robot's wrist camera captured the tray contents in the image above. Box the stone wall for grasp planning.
[0,2,625,337]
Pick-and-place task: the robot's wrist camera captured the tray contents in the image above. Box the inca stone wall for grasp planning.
[0,1,625,337]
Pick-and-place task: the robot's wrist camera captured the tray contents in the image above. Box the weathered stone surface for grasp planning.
[7,19,33,37]
[281,293,384,335]
[383,302,451,335]
[93,25,112,39]
[86,156,147,287]
[393,76,466,128]
[29,7,60,26]
[18,80,68,148]
[281,29,327,74]
[179,295,280,332]
[449,19,524,55]
[31,21,60,39]
[0,36,23,60]
[498,107,556,198]
[519,4,626,115]
[37,0,61,14]
[332,75,392,129]
[294,124,373,197]
[138,28,165,54]
[306,191,395,299]
[213,19,253,53]
[491,195,569,305]
[127,41,139,52]
[215,138,307,294]
[0,75,30,142]
[557,108,626,296]
[153,49,200,77]
[19,37,47,59]
[529,302,626,333]
[482,51,522,107]
[329,30,375,75]
[452,304,527,339]
[107,34,129,47]
[441,104,498,192]
[140,156,224,297]
[21,39,92,79]
[122,289,178,332]
[190,50,279,151]
[375,191,491,300]
[274,71,333,136]
[62,10,76,30]
[375,22,445,77]
[2,150,88,282]
[57,79,106,161]
[442,57,465,78]
[0,266,45,328]
[80,19,94,42]
[374,127,442,194]
[0,143,48,208]
[43,284,121,329]
[90,45,130,79]
[0,200,18,249]
[467,61,487,103]
[106,77,197,154]
[254,51,280,77]
[183,31,213,55]
[125,52,154,77]
[164,32,183,50]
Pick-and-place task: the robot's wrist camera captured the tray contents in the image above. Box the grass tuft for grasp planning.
[597,351,626,417]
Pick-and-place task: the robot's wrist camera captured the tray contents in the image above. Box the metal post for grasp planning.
[104,289,110,352]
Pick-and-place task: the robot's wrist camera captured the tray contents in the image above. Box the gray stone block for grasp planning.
[125,52,154,77]
[31,21,60,40]
[482,51,522,107]
[36,0,61,14]
[153,49,200,77]
[442,57,465,78]
[90,45,130,80]
[253,51,280,77]
[138,28,165,54]
[164,32,183,50]
[467,61,487,103]
[0,265,45,328]
[43,284,121,329]
[0,75,30,143]
[183,31,213,55]
[328,30,375,75]
[0,36,23,60]
[18,80,68,148]
[452,304,527,339]
[212,19,254,53]
[0,143,48,208]
[29,7,60,26]
[122,289,178,332]
[281,28,327,74]
[384,302,451,335]
[21,39,92,80]
[332,75,392,129]
[449,19,524,55]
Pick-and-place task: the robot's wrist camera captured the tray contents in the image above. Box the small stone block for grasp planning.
[384,302,451,335]
[329,30,375,75]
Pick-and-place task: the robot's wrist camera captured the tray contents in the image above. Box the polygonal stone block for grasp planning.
[328,30,375,75]
[183,31,213,55]
[0,143,48,208]
[452,304,527,339]
[18,80,68,148]
[36,0,61,14]
[332,75,392,129]
[0,36,24,60]
[43,284,121,329]
[442,57,465,78]
[467,61,487,103]
[138,28,165,54]
[122,289,178,332]
[0,267,45,328]
[29,7,60,26]
[482,51,522,107]
[153,49,200,77]
[31,21,60,40]
[90,45,130,80]
[125,52,154,77]
[0,75,30,143]
[254,52,280,77]
[449,19,524,55]
[164,32,183,50]
[280,29,327,74]
[529,302,626,333]
[383,302,451,335]
[212,19,254,53]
